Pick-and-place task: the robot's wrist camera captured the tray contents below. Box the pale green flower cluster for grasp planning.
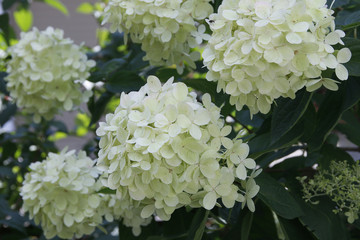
[20,149,106,239]
[299,161,360,224]
[102,0,213,73]
[96,75,260,230]
[99,191,152,236]
[5,27,95,123]
[203,0,351,115]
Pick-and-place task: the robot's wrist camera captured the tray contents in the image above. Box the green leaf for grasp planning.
[118,222,139,240]
[235,110,264,129]
[345,62,360,77]
[308,77,360,151]
[296,197,349,240]
[89,91,114,126]
[343,11,360,25]
[326,0,349,8]
[248,121,303,159]
[0,13,10,45]
[105,71,145,93]
[337,110,360,146]
[277,216,315,240]
[271,90,312,144]
[2,0,17,10]
[77,2,94,14]
[97,188,116,194]
[14,8,33,32]
[240,211,254,240]
[89,58,127,83]
[318,144,353,169]
[182,78,218,98]
[0,72,9,94]
[44,0,68,15]
[341,21,360,31]
[0,103,17,126]
[186,208,209,240]
[256,173,303,219]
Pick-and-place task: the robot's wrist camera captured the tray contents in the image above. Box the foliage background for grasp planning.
[1,0,360,239]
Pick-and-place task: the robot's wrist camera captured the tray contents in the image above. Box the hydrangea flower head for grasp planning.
[96,75,260,228]
[5,27,95,122]
[203,0,351,115]
[102,0,213,73]
[20,149,105,239]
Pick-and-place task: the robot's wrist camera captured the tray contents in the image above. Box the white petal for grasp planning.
[141,205,155,218]
[203,191,217,210]
[236,164,247,180]
[335,64,349,81]
[286,32,302,44]
[147,75,162,92]
[337,48,351,63]
[222,10,238,20]
[190,124,202,140]
[194,109,211,126]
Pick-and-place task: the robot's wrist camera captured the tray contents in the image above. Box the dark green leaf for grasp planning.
[0,103,17,126]
[235,110,264,129]
[0,72,9,94]
[2,0,17,10]
[248,121,303,159]
[247,200,279,240]
[278,216,315,240]
[105,71,144,93]
[97,188,116,194]
[257,146,302,168]
[337,110,360,146]
[308,77,360,151]
[296,197,349,240]
[240,211,253,240]
[318,144,353,169]
[326,0,349,8]
[186,208,209,240]
[341,21,360,31]
[89,58,127,83]
[0,13,10,44]
[118,222,139,240]
[344,11,360,25]
[271,90,312,144]
[256,173,303,219]
[89,91,114,126]
[345,62,360,77]
[0,166,13,178]
[181,78,218,98]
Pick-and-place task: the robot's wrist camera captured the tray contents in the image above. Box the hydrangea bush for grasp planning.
[203,0,351,115]
[102,0,213,73]
[96,75,260,231]
[5,27,95,123]
[0,0,360,239]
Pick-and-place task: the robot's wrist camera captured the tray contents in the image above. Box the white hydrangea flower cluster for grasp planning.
[102,0,213,73]
[99,191,152,236]
[5,27,95,123]
[203,0,351,115]
[20,149,106,239]
[96,75,260,227]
